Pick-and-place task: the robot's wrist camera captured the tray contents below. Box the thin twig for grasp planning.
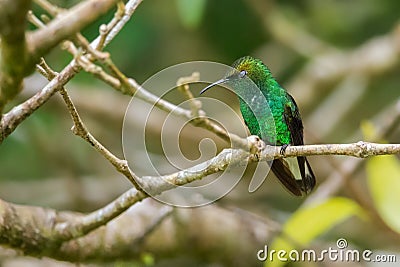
[0,61,79,144]
[27,10,46,28]
[55,187,148,240]
[34,0,64,16]
[92,0,144,50]
[1,0,400,260]
[174,73,245,147]
[55,139,400,239]
[74,49,249,149]
[303,98,400,206]
[36,59,141,190]
[28,0,121,57]
[0,137,399,258]
[176,72,203,117]
[0,0,144,143]
[29,1,145,190]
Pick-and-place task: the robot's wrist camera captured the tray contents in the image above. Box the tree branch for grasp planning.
[74,49,249,149]
[0,138,398,259]
[0,0,32,114]
[303,98,400,206]
[92,0,144,50]
[36,59,142,190]
[0,61,78,143]
[28,0,122,58]
[0,61,79,143]
[263,141,400,159]
[55,202,271,265]
[46,140,400,244]
[0,0,144,143]
[0,0,127,115]
[1,0,399,261]
[0,198,273,264]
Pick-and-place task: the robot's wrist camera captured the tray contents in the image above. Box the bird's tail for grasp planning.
[271,156,316,196]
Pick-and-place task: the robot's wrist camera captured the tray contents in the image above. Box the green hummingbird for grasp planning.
[200,56,315,196]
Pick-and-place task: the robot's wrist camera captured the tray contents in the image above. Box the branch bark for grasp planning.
[0,61,78,143]
[262,141,400,159]
[57,202,272,265]
[0,0,144,143]
[0,0,127,115]
[0,0,399,262]
[0,0,32,113]
[0,198,273,264]
[28,0,122,58]
[0,138,399,260]
[303,98,400,206]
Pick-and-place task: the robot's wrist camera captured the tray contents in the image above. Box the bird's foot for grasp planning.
[247,135,265,160]
[280,144,289,156]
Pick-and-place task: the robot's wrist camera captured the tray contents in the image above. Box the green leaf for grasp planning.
[264,197,365,267]
[175,0,207,30]
[366,155,400,233]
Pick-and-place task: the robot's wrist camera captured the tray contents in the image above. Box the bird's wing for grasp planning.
[282,93,316,195]
[283,94,304,146]
[283,93,306,177]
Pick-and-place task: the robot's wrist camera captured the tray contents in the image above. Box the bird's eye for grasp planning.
[239,70,247,78]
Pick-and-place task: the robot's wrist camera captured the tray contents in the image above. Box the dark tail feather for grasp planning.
[271,157,316,197]
[302,157,316,194]
[271,159,302,196]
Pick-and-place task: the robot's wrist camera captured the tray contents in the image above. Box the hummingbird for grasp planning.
[200,56,315,196]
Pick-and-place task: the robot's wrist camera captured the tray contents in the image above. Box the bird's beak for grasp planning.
[199,78,229,95]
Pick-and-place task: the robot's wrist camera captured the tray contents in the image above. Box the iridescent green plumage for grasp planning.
[231,56,292,146]
[200,56,316,196]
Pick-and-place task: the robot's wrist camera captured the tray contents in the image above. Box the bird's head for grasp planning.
[200,56,271,95]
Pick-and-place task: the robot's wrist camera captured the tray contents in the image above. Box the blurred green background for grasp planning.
[0,0,399,266]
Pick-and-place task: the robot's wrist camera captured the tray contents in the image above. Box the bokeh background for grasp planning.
[0,0,399,266]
